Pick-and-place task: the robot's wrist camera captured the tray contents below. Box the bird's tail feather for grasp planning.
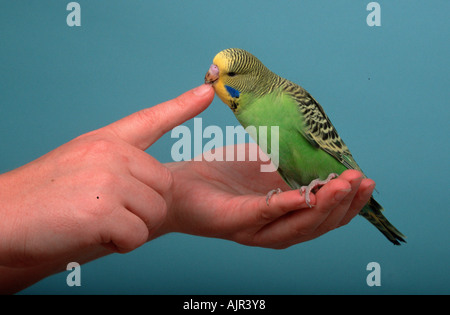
[360,198,406,246]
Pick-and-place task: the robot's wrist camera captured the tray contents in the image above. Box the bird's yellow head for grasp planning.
[205,48,275,111]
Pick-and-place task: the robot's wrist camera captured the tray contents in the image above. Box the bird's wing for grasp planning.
[283,80,363,172]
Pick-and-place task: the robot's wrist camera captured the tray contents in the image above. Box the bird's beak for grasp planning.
[205,64,219,84]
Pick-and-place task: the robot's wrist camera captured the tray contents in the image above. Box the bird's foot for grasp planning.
[300,173,339,207]
[265,188,283,206]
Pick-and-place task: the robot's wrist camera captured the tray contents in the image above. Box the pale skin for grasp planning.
[0,84,375,293]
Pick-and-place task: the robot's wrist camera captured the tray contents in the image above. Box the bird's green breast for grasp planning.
[235,90,347,187]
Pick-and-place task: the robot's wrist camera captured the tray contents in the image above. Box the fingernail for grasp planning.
[334,189,351,201]
[193,84,211,96]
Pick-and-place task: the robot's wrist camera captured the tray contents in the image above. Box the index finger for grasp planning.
[103,84,214,150]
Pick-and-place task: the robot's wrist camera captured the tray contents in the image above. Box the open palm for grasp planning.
[162,143,375,249]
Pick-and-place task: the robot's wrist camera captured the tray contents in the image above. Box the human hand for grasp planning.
[161,143,375,249]
[0,84,215,268]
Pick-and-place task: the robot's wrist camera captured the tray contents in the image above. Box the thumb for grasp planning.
[103,84,214,150]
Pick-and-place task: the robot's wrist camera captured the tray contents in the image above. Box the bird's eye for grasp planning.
[228,72,236,77]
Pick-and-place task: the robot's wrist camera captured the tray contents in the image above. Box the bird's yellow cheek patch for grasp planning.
[214,81,233,107]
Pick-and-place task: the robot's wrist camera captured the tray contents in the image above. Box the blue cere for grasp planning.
[225,85,240,98]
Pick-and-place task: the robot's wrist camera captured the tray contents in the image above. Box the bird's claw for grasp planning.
[300,173,338,207]
[265,188,282,206]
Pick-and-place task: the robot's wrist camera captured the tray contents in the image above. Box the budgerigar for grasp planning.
[204,48,406,245]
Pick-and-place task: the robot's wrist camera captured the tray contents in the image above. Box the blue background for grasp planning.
[1,1,448,294]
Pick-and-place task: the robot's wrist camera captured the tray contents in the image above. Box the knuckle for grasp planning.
[135,107,162,129]
[69,136,118,165]
[146,196,168,229]
[86,138,116,157]
[172,94,188,109]
[258,206,274,222]
[130,224,150,250]
[153,199,168,228]
[159,166,174,193]
[113,222,149,254]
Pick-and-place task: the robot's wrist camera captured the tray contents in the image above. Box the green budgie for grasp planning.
[204,48,406,245]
